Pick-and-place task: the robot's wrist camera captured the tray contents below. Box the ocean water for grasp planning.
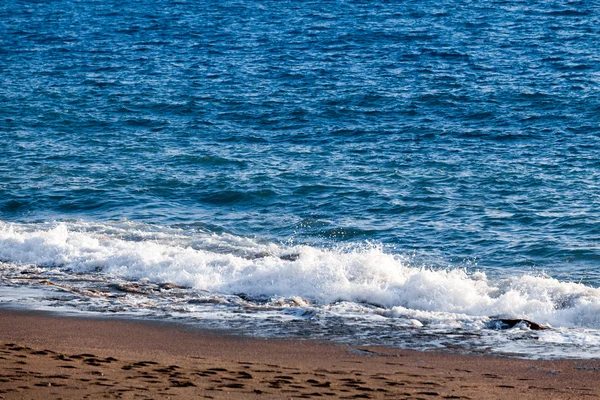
[2,0,600,359]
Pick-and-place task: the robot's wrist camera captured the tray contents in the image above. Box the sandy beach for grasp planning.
[0,310,597,399]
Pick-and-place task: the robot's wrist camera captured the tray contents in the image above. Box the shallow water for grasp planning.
[2,0,600,358]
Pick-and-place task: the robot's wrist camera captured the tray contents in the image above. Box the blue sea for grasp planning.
[2,0,600,359]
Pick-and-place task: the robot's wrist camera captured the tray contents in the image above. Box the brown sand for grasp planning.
[0,310,599,399]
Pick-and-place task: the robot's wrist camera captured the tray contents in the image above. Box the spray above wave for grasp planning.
[1,220,600,331]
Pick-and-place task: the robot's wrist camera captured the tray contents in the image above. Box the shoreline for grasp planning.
[0,309,599,399]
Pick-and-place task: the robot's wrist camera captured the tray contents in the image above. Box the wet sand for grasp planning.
[0,309,599,399]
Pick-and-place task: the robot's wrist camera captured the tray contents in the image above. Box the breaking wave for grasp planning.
[2,220,600,331]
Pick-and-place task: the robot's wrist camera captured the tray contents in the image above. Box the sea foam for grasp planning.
[1,220,600,330]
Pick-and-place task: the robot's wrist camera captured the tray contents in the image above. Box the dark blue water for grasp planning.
[3,0,600,274]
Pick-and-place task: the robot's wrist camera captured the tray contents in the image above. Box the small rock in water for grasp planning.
[489,318,549,331]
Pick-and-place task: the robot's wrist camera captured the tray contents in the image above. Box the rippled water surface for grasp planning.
[2,0,600,358]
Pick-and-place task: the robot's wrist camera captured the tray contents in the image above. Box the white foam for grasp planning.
[2,220,600,331]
